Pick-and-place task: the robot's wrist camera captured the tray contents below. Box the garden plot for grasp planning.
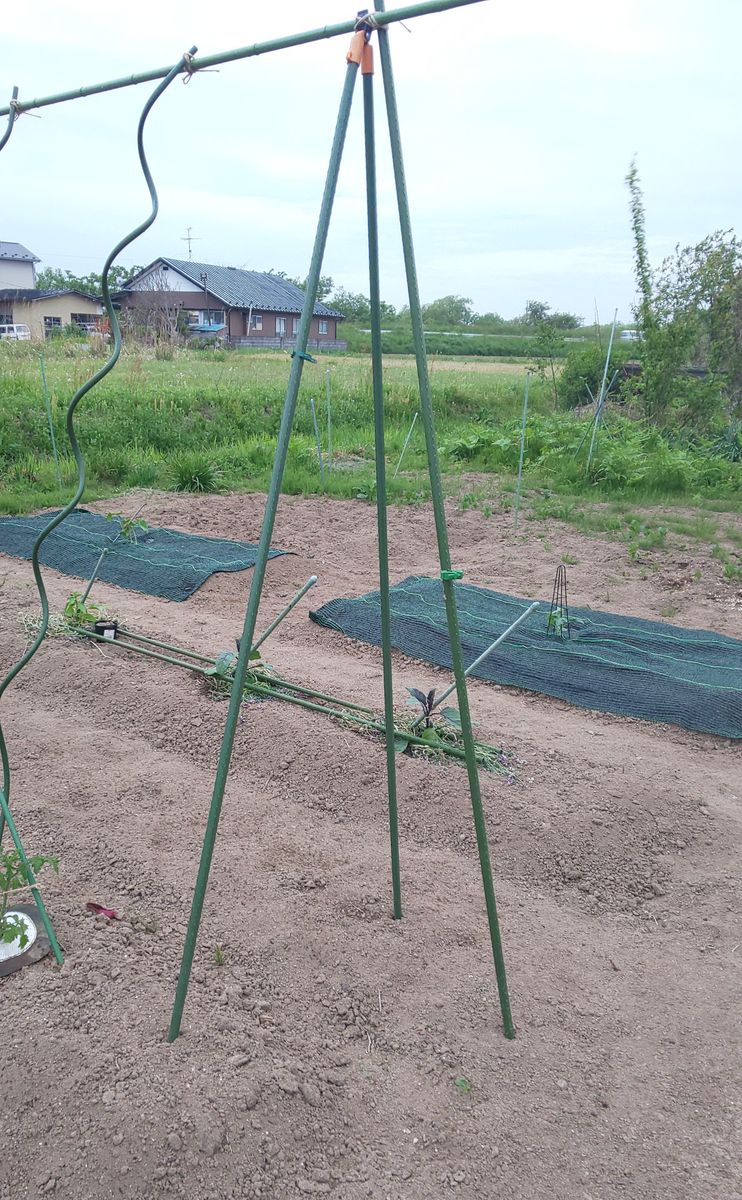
[0,491,739,1200]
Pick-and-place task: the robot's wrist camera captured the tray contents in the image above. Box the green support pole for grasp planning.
[0,50,194,960]
[167,57,361,1043]
[363,52,402,920]
[325,370,333,475]
[0,794,64,964]
[513,372,529,533]
[39,354,62,487]
[0,2,485,118]
[376,1,515,1038]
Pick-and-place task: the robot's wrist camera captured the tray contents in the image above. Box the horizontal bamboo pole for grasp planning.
[1,0,485,117]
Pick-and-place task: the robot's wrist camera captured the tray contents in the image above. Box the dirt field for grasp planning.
[1,491,740,1200]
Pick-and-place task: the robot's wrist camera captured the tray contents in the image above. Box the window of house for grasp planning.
[292,318,299,335]
[275,317,286,337]
[319,319,329,335]
[250,313,262,330]
[44,316,62,336]
[0,313,12,325]
[71,313,98,329]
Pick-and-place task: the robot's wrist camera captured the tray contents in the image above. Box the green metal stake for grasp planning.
[0,791,64,964]
[309,397,325,484]
[251,575,318,653]
[586,308,617,474]
[513,372,530,532]
[39,354,62,487]
[325,370,333,475]
[0,86,18,153]
[0,50,194,955]
[376,0,515,1038]
[168,57,361,1043]
[393,410,418,480]
[415,601,540,726]
[364,55,402,920]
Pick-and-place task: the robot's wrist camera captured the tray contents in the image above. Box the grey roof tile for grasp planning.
[0,241,40,263]
[152,258,342,318]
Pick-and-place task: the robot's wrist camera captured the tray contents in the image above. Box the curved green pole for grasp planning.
[364,63,402,919]
[167,57,361,1043]
[0,87,18,152]
[0,50,195,964]
[375,1,515,1038]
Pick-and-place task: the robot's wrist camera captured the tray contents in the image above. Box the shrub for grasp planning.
[558,344,630,409]
[166,452,223,493]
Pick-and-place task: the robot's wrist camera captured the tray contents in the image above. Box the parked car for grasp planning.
[0,323,31,340]
[619,329,642,342]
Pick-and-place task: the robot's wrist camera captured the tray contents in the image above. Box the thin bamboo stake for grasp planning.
[39,355,61,487]
[251,575,318,652]
[309,398,325,483]
[325,370,333,474]
[513,373,530,532]
[393,411,419,479]
[412,601,540,726]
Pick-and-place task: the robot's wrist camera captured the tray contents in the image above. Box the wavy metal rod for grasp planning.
[0,47,197,964]
[0,0,484,117]
[0,86,18,151]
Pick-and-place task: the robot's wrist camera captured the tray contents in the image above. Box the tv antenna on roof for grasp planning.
[181,226,200,259]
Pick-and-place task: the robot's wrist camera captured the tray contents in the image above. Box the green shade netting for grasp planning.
[310,575,742,738]
[0,510,285,601]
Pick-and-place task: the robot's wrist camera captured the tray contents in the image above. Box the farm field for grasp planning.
[0,481,740,1200]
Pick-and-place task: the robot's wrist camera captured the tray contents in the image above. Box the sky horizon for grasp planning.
[2,1,740,325]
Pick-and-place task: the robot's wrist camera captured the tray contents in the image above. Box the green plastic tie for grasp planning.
[291,350,317,363]
[440,569,464,581]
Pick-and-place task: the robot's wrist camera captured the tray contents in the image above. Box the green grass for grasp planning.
[1,343,740,550]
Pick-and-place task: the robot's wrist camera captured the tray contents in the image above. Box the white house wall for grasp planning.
[0,260,36,289]
[127,266,196,292]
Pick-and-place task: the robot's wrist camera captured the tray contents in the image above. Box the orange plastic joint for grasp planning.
[361,42,374,75]
[346,30,366,65]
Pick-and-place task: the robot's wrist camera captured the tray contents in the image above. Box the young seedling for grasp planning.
[406,687,462,740]
[0,848,59,952]
[78,510,150,609]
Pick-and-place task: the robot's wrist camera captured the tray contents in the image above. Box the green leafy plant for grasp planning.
[63,592,106,627]
[546,607,569,637]
[405,686,462,735]
[0,847,59,951]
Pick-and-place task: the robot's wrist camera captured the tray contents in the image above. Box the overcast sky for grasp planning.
[2,1,740,323]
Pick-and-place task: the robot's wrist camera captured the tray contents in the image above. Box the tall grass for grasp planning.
[0,342,739,519]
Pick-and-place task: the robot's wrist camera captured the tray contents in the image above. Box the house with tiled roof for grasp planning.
[0,241,104,338]
[0,241,40,289]
[117,258,346,348]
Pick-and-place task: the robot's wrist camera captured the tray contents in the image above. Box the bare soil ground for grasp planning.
[1,490,740,1200]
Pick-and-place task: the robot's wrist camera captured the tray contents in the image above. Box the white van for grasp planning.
[0,324,31,340]
[619,329,642,342]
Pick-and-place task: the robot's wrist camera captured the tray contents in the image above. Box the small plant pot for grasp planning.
[0,903,52,977]
[94,619,119,641]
